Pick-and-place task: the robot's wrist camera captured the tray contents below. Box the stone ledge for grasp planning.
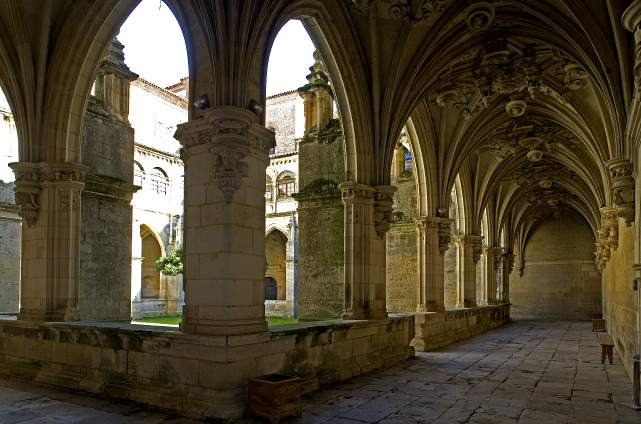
[0,315,415,420]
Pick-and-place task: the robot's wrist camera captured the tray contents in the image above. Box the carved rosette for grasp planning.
[606,158,635,225]
[373,185,397,239]
[174,107,275,203]
[464,1,495,32]
[8,162,86,227]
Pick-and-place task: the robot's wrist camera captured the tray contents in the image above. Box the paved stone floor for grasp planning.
[0,321,639,423]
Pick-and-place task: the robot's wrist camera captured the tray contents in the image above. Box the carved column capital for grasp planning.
[416,216,453,255]
[9,162,87,227]
[606,158,635,225]
[174,107,275,203]
[339,181,376,203]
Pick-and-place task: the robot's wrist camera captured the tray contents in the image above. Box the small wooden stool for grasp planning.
[598,334,614,364]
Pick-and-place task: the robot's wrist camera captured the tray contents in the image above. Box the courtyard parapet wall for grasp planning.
[0,315,414,420]
[411,304,510,352]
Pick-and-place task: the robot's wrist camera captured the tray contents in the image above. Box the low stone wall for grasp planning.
[0,315,414,420]
[412,304,510,351]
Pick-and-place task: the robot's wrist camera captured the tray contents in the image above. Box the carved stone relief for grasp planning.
[480,117,579,161]
[432,35,589,119]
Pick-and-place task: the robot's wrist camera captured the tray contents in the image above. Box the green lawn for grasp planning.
[132,315,298,327]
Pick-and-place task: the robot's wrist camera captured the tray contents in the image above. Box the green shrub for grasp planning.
[155,245,183,276]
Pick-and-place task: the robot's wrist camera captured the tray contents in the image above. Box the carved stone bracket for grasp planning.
[595,206,618,270]
[373,185,397,239]
[417,216,453,255]
[8,162,87,227]
[606,158,635,225]
[505,252,515,274]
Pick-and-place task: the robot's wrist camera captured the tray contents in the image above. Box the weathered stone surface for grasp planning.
[79,102,136,321]
[386,222,417,313]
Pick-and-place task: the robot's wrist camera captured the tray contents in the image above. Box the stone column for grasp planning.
[455,234,483,308]
[501,251,513,303]
[341,182,395,320]
[416,216,452,313]
[174,106,275,336]
[10,162,87,321]
[483,247,501,304]
[285,213,298,317]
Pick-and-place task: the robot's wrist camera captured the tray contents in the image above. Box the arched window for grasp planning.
[150,167,169,195]
[265,277,278,300]
[134,161,145,187]
[266,175,273,201]
[277,171,296,198]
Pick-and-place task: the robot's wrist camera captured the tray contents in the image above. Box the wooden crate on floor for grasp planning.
[247,373,301,423]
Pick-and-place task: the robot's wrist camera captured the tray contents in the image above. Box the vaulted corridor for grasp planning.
[0,321,637,424]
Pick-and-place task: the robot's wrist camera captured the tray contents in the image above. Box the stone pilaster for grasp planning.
[455,234,483,308]
[10,161,87,321]
[173,106,275,336]
[341,182,395,320]
[483,246,503,304]
[415,216,452,313]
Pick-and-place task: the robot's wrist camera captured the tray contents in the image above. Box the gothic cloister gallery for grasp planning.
[1,0,641,421]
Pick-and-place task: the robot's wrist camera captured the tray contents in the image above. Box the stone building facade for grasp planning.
[129,78,187,318]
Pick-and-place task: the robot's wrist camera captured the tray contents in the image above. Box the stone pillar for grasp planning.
[10,162,87,321]
[455,234,483,308]
[415,216,452,312]
[78,37,138,321]
[341,182,395,320]
[391,144,406,182]
[293,51,346,320]
[286,213,298,317]
[173,106,275,336]
[484,247,501,304]
[501,251,513,303]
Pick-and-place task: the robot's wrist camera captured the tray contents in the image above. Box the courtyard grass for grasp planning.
[132,315,298,327]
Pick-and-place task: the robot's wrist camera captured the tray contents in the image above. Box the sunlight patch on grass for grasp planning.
[132,315,298,327]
